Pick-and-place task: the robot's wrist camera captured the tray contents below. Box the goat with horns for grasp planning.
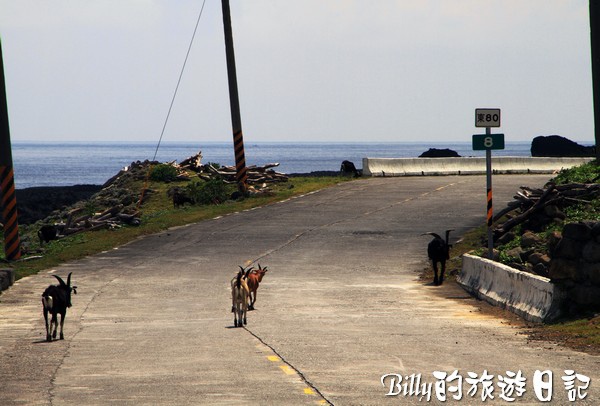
[41,272,77,341]
[422,230,453,286]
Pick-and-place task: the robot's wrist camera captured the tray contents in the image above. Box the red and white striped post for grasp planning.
[0,39,21,260]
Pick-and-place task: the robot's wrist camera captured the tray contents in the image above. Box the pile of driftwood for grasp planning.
[60,205,141,236]
[178,152,289,184]
[494,182,600,241]
[102,152,289,189]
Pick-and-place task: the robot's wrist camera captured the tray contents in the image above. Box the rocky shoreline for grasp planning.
[16,185,103,225]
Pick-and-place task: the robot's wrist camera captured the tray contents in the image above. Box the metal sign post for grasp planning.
[0,39,21,260]
[473,108,504,260]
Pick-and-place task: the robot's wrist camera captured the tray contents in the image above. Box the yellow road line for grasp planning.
[279,365,296,375]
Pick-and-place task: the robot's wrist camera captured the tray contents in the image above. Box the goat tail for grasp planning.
[236,272,242,289]
[42,295,53,310]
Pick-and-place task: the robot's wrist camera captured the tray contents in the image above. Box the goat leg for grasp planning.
[59,312,65,340]
[251,290,257,310]
[432,262,439,286]
[43,309,51,342]
[439,261,446,285]
[52,314,58,339]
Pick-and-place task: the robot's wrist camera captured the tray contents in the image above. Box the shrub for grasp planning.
[551,160,600,185]
[186,178,230,205]
[150,164,178,182]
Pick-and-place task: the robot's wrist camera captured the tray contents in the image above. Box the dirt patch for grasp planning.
[419,263,600,356]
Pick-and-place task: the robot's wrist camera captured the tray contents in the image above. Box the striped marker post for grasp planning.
[0,166,20,260]
[0,39,21,260]
[222,0,248,193]
[485,137,494,260]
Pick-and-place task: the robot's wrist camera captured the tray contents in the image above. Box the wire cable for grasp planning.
[152,0,207,161]
[137,0,207,210]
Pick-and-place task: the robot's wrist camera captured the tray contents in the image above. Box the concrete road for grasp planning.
[1,175,598,405]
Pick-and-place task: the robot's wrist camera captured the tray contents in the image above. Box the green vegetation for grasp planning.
[551,159,600,185]
[149,163,179,182]
[186,178,231,205]
[1,175,352,281]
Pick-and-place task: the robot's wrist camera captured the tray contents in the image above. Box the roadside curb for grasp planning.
[458,254,565,323]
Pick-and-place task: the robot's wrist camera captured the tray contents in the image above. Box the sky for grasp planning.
[0,0,595,145]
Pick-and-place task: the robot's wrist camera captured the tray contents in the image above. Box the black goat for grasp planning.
[422,230,453,286]
[38,224,59,245]
[173,189,194,208]
[42,272,77,341]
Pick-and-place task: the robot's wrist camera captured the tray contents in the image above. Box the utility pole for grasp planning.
[590,0,600,160]
[0,39,21,260]
[221,0,248,193]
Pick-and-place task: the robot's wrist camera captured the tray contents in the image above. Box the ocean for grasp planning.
[11,141,537,189]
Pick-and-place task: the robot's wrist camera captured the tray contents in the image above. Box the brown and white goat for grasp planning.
[245,264,268,310]
[230,267,249,327]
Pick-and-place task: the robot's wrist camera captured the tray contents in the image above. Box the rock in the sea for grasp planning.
[531,135,596,157]
[418,148,461,158]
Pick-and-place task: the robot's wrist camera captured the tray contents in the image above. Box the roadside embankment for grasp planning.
[458,254,565,323]
[363,157,594,176]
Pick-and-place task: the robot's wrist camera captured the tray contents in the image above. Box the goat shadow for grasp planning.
[32,339,55,344]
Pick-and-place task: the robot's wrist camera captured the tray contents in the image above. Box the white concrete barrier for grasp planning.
[362,157,594,177]
[457,254,565,323]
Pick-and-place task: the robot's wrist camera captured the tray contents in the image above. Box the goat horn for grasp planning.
[53,275,66,286]
[67,272,72,287]
[421,232,442,239]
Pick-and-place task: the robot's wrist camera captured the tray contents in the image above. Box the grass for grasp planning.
[2,176,353,281]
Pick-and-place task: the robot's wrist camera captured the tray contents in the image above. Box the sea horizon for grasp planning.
[8,140,591,189]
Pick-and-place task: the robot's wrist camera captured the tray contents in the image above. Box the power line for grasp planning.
[152,0,207,161]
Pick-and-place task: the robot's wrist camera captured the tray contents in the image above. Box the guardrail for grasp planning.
[362,157,594,177]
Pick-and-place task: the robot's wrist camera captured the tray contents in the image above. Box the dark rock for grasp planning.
[521,231,542,248]
[496,231,515,246]
[0,269,15,291]
[583,241,600,263]
[532,263,549,277]
[562,222,592,241]
[592,222,600,239]
[571,285,600,307]
[531,135,596,157]
[549,258,579,280]
[508,262,528,272]
[583,262,600,285]
[544,205,566,220]
[505,247,524,260]
[548,231,562,256]
[16,185,102,225]
[340,160,360,177]
[418,148,461,158]
[553,238,583,260]
[528,252,551,266]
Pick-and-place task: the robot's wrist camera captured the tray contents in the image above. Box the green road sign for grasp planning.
[472,133,505,150]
